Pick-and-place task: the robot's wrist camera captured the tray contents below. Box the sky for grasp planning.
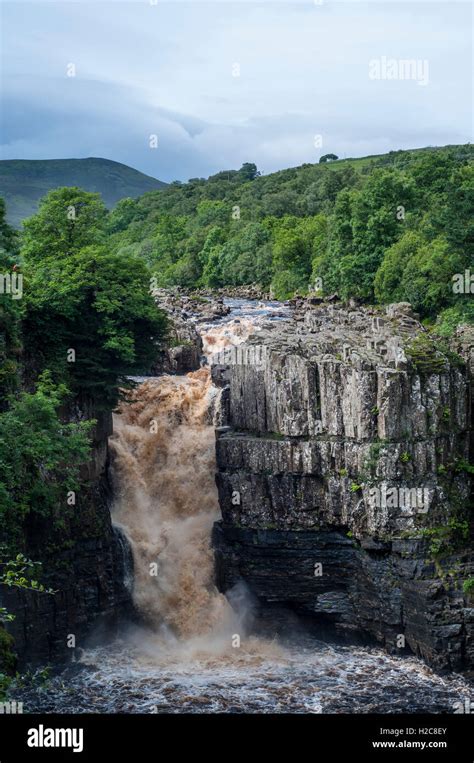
[1,0,472,182]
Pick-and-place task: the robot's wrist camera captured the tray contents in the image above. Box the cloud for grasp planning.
[0,0,472,181]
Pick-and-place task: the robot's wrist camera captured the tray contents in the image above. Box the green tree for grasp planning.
[271,216,326,297]
[0,200,21,404]
[337,170,416,299]
[374,230,424,305]
[106,197,145,234]
[201,245,224,287]
[238,163,260,182]
[0,374,93,547]
[22,232,167,407]
[439,164,474,258]
[21,187,107,262]
[195,200,229,228]
[219,222,271,285]
[399,236,465,316]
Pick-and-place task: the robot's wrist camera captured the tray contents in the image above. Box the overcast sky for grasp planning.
[1,1,472,182]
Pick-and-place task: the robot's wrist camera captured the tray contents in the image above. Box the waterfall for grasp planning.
[103,302,294,663]
[109,368,237,643]
[107,303,290,652]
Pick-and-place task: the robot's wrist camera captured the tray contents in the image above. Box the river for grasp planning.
[14,299,473,714]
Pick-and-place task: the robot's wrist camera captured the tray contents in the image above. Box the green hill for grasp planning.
[0,157,167,227]
[105,144,473,331]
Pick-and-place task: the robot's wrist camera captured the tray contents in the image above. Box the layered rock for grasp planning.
[212,301,474,672]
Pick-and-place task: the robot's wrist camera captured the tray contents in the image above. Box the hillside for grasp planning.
[0,157,167,227]
[106,144,473,332]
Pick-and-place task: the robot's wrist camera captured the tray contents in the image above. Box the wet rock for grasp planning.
[212,301,474,672]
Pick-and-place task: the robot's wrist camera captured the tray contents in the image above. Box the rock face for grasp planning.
[2,404,133,667]
[151,290,203,374]
[212,301,474,672]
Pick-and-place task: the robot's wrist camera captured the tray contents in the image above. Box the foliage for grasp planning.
[0,553,55,624]
[405,333,450,374]
[463,578,474,596]
[0,552,56,696]
[0,374,93,547]
[96,145,473,332]
[421,518,469,557]
[21,187,107,263]
[20,189,168,407]
[435,301,474,337]
[0,200,21,403]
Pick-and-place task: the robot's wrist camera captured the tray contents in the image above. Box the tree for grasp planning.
[22,194,168,407]
[271,216,324,297]
[309,214,329,290]
[337,169,416,299]
[201,245,224,287]
[238,163,260,182]
[219,222,271,285]
[319,154,339,163]
[375,230,466,318]
[439,164,474,258]
[0,199,18,256]
[23,245,167,407]
[198,226,226,268]
[195,200,229,228]
[0,374,93,547]
[0,200,21,404]
[374,230,423,305]
[106,197,144,234]
[21,187,107,263]
[399,236,465,317]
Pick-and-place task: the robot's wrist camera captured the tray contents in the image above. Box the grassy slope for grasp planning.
[0,157,167,227]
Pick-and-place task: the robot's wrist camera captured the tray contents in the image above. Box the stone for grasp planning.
[212,300,474,672]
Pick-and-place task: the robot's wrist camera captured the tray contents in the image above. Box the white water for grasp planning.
[15,299,474,713]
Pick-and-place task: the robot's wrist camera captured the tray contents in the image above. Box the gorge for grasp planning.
[6,294,474,713]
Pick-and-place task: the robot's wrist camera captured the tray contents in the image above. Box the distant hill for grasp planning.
[0,158,167,227]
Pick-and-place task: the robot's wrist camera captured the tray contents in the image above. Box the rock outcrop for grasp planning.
[212,301,474,672]
[2,404,133,667]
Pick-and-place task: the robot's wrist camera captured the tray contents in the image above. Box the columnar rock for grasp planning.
[212,301,474,672]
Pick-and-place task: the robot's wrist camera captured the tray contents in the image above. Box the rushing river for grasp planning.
[13,299,474,714]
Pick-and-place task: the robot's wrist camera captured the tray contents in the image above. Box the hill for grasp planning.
[105,144,473,331]
[0,157,167,227]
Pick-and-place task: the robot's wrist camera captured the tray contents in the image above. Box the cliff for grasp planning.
[212,301,474,672]
[2,403,132,667]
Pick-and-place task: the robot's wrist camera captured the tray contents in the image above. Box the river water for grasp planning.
[14,299,473,714]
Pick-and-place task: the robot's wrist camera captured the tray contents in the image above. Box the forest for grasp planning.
[104,144,473,334]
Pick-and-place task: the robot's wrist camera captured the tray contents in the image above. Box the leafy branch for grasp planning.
[0,552,56,624]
